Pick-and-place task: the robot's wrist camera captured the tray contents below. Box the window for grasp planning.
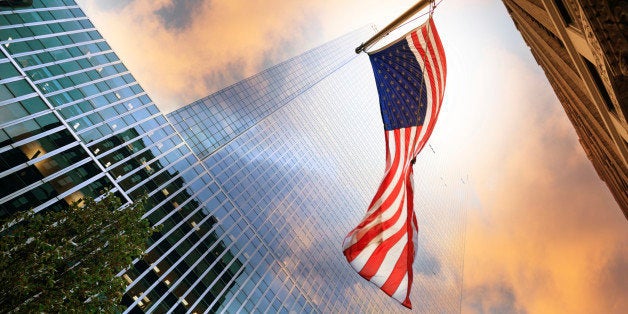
[583,57,615,112]
[554,0,573,25]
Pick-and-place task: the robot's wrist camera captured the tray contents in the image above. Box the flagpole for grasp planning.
[355,0,432,54]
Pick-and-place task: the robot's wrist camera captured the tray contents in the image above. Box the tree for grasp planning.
[0,192,155,312]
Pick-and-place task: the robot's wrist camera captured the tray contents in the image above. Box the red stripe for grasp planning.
[410,31,438,156]
[359,128,417,230]
[430,18,447,84]
[366,130,402,210]
[380,241,409,296]
[358,214,408,280]
[403,170,415,308]
[422,25,443,112]
[344,185,405,262]
[345,130,415,259]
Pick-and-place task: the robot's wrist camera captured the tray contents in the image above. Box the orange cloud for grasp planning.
[460,49,628,313]
[76,0,417,112]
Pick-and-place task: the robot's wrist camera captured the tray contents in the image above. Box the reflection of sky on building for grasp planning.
[169,25,474,312]
[168,27,373,161]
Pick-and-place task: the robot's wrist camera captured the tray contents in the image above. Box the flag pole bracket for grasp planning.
[355,0,432,54]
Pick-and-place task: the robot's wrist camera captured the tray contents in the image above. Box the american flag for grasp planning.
[343,17,446,309]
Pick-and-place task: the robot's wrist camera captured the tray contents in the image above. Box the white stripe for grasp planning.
[407,35,434,152]
[370,229,407,287]
[352,131,416,285]
[426,25,446,104]
[343,130,400,249]
[424,26,445,113]
[364,130,407,217]
[409,171,419,259]
[371,196,408,287]
[421,29,441,113]
[391,274,409,302]
[412,29,440,113]
[406,126,419,164]
[349,238,377,271]
[356,128,418,238]
[344,129,417,262]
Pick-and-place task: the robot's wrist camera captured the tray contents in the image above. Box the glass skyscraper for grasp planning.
[1,1,469,313]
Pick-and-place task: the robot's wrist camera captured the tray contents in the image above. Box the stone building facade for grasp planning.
[502,0,628,218]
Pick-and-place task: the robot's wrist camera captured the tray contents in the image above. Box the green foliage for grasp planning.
[0,192,154,312]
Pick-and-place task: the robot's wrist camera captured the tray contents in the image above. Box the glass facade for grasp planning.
[168,24,470,314]
[1,1,470,313]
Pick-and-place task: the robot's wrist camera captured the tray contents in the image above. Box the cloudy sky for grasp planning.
[75,0,627,312]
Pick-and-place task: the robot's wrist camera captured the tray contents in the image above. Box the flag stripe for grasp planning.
[344,129,415,257]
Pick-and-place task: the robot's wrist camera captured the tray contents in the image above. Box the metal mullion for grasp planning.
[0,108,53,129]
[65,93,147,122]
[0,75,25,85]
[0,141,80,179]
[54,82,142,110]
[125,148,191,194]
[90,122,168,158]
[0,27,97,45]
[182,234,256,312]
[206,115,279,176]
[249,269,277,313]
[201,266,248,314]
[141,172,207,222]
[33,60,121,84]
[31,172,107,214]
[123,195,235,312]
[145,214,250,313]
[84,113,161,149]
[0,92,38,107]
[160,229,253,312]
[274,279,298,314]
[0,156,91,204]
[0,16,89,30]
[142,178,218,253]
[22,49,112,71]
[117,175,216,280]
[41,155,93,183]
[230,138,289,197]
[224,250,271,313]
[109,134,181,181]
[98,125,176,162]
[71,98,152,136]
[10,38,105,58]
[0,124,65,154]
[43,70,130,97]
[178,122,293,313]
[0,43,130,204]
[215,126,279,180]
[0,6,81,16]
[229,140,290,204]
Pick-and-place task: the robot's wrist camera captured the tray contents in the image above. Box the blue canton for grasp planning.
[369,38,428,131]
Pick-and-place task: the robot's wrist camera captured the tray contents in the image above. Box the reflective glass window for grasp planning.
[0,96,48,125]
[0,62,20,81]
[1,113,62,144]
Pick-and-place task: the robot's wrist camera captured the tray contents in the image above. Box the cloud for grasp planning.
[92,0,134,11]
[459,46,628,313]
[75,0,427,113]
[77,0,333,112]
[464,282,527,314]
[154,0,206,30]
[415,240,442,277]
